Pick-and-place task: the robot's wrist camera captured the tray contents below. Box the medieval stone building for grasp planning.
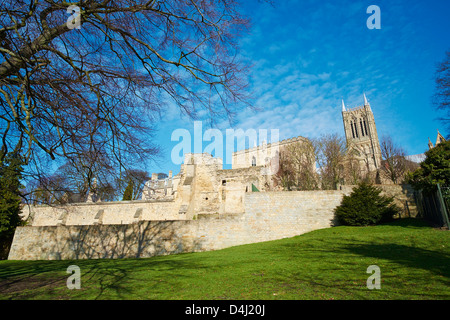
[341,94,382,175]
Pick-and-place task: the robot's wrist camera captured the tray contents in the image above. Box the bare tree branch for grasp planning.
[0,0,251,198]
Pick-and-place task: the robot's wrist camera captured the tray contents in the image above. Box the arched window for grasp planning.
[350,121,355,138]
[363,119,368,136]
[360,119,365,136]
[252,156,256,167]
[354,120,359,138]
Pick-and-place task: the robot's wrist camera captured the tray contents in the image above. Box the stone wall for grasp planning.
[9,186,417,260]
[243,191,342,239]
[21,199,181,227]
[8,191,343,260]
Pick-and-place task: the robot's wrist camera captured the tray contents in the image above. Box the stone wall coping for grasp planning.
[246,190,345,195]
[26,199,175,209]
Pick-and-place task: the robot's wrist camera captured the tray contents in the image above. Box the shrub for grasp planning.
[334,182,400,226]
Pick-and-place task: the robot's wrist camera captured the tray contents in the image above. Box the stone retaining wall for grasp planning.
[8,187,417,260]
[8,191,343,260]
[21,200,181,227]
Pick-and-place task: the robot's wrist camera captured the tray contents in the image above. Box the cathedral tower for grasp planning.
[341,94,382,172]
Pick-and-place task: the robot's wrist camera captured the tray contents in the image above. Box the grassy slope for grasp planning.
[0,218,449,300]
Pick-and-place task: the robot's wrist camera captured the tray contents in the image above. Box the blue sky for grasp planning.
[148,0,450,175]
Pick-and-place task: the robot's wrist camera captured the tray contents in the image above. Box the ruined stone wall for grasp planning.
[217,166,271,192]
[9,191,343,260]
[21,200,181,227]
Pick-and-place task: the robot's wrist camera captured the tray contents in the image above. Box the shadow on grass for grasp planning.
[261,218,450,297]
[342,242,450,279]
[377,218,438,229]
[337,219,450,279]
[0,254,209,299]
[1,218,447,299]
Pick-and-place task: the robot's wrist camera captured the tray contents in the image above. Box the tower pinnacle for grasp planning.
[341,99,346,112]
[364,93,369,106]
[363,93,372,111]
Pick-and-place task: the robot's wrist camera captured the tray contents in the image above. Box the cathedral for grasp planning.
[341,94,382,174]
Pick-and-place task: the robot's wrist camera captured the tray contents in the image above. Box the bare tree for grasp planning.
[274,149,294,191]
[27,148,118,204]
[315,133,346,190]
[343,148,364,185]
[274,140,318,190]
[380,135,414,184]
[0,1,251,192]
[433,50,450,133]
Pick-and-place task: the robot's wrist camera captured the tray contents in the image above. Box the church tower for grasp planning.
[341,94,382,172]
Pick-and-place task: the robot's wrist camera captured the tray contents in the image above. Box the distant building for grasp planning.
[407,130,447,165]
[428,130,446,149]
[405,154,426,164]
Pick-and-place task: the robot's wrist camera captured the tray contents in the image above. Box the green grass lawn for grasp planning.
[0,218,449,300]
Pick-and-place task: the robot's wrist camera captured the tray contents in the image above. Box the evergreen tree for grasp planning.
[407,140,450,194]
[0,152,25,258]
[122,179,134,201]
[334,182,400,226]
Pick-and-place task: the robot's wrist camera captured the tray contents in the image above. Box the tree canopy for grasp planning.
[407,140,450,194]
